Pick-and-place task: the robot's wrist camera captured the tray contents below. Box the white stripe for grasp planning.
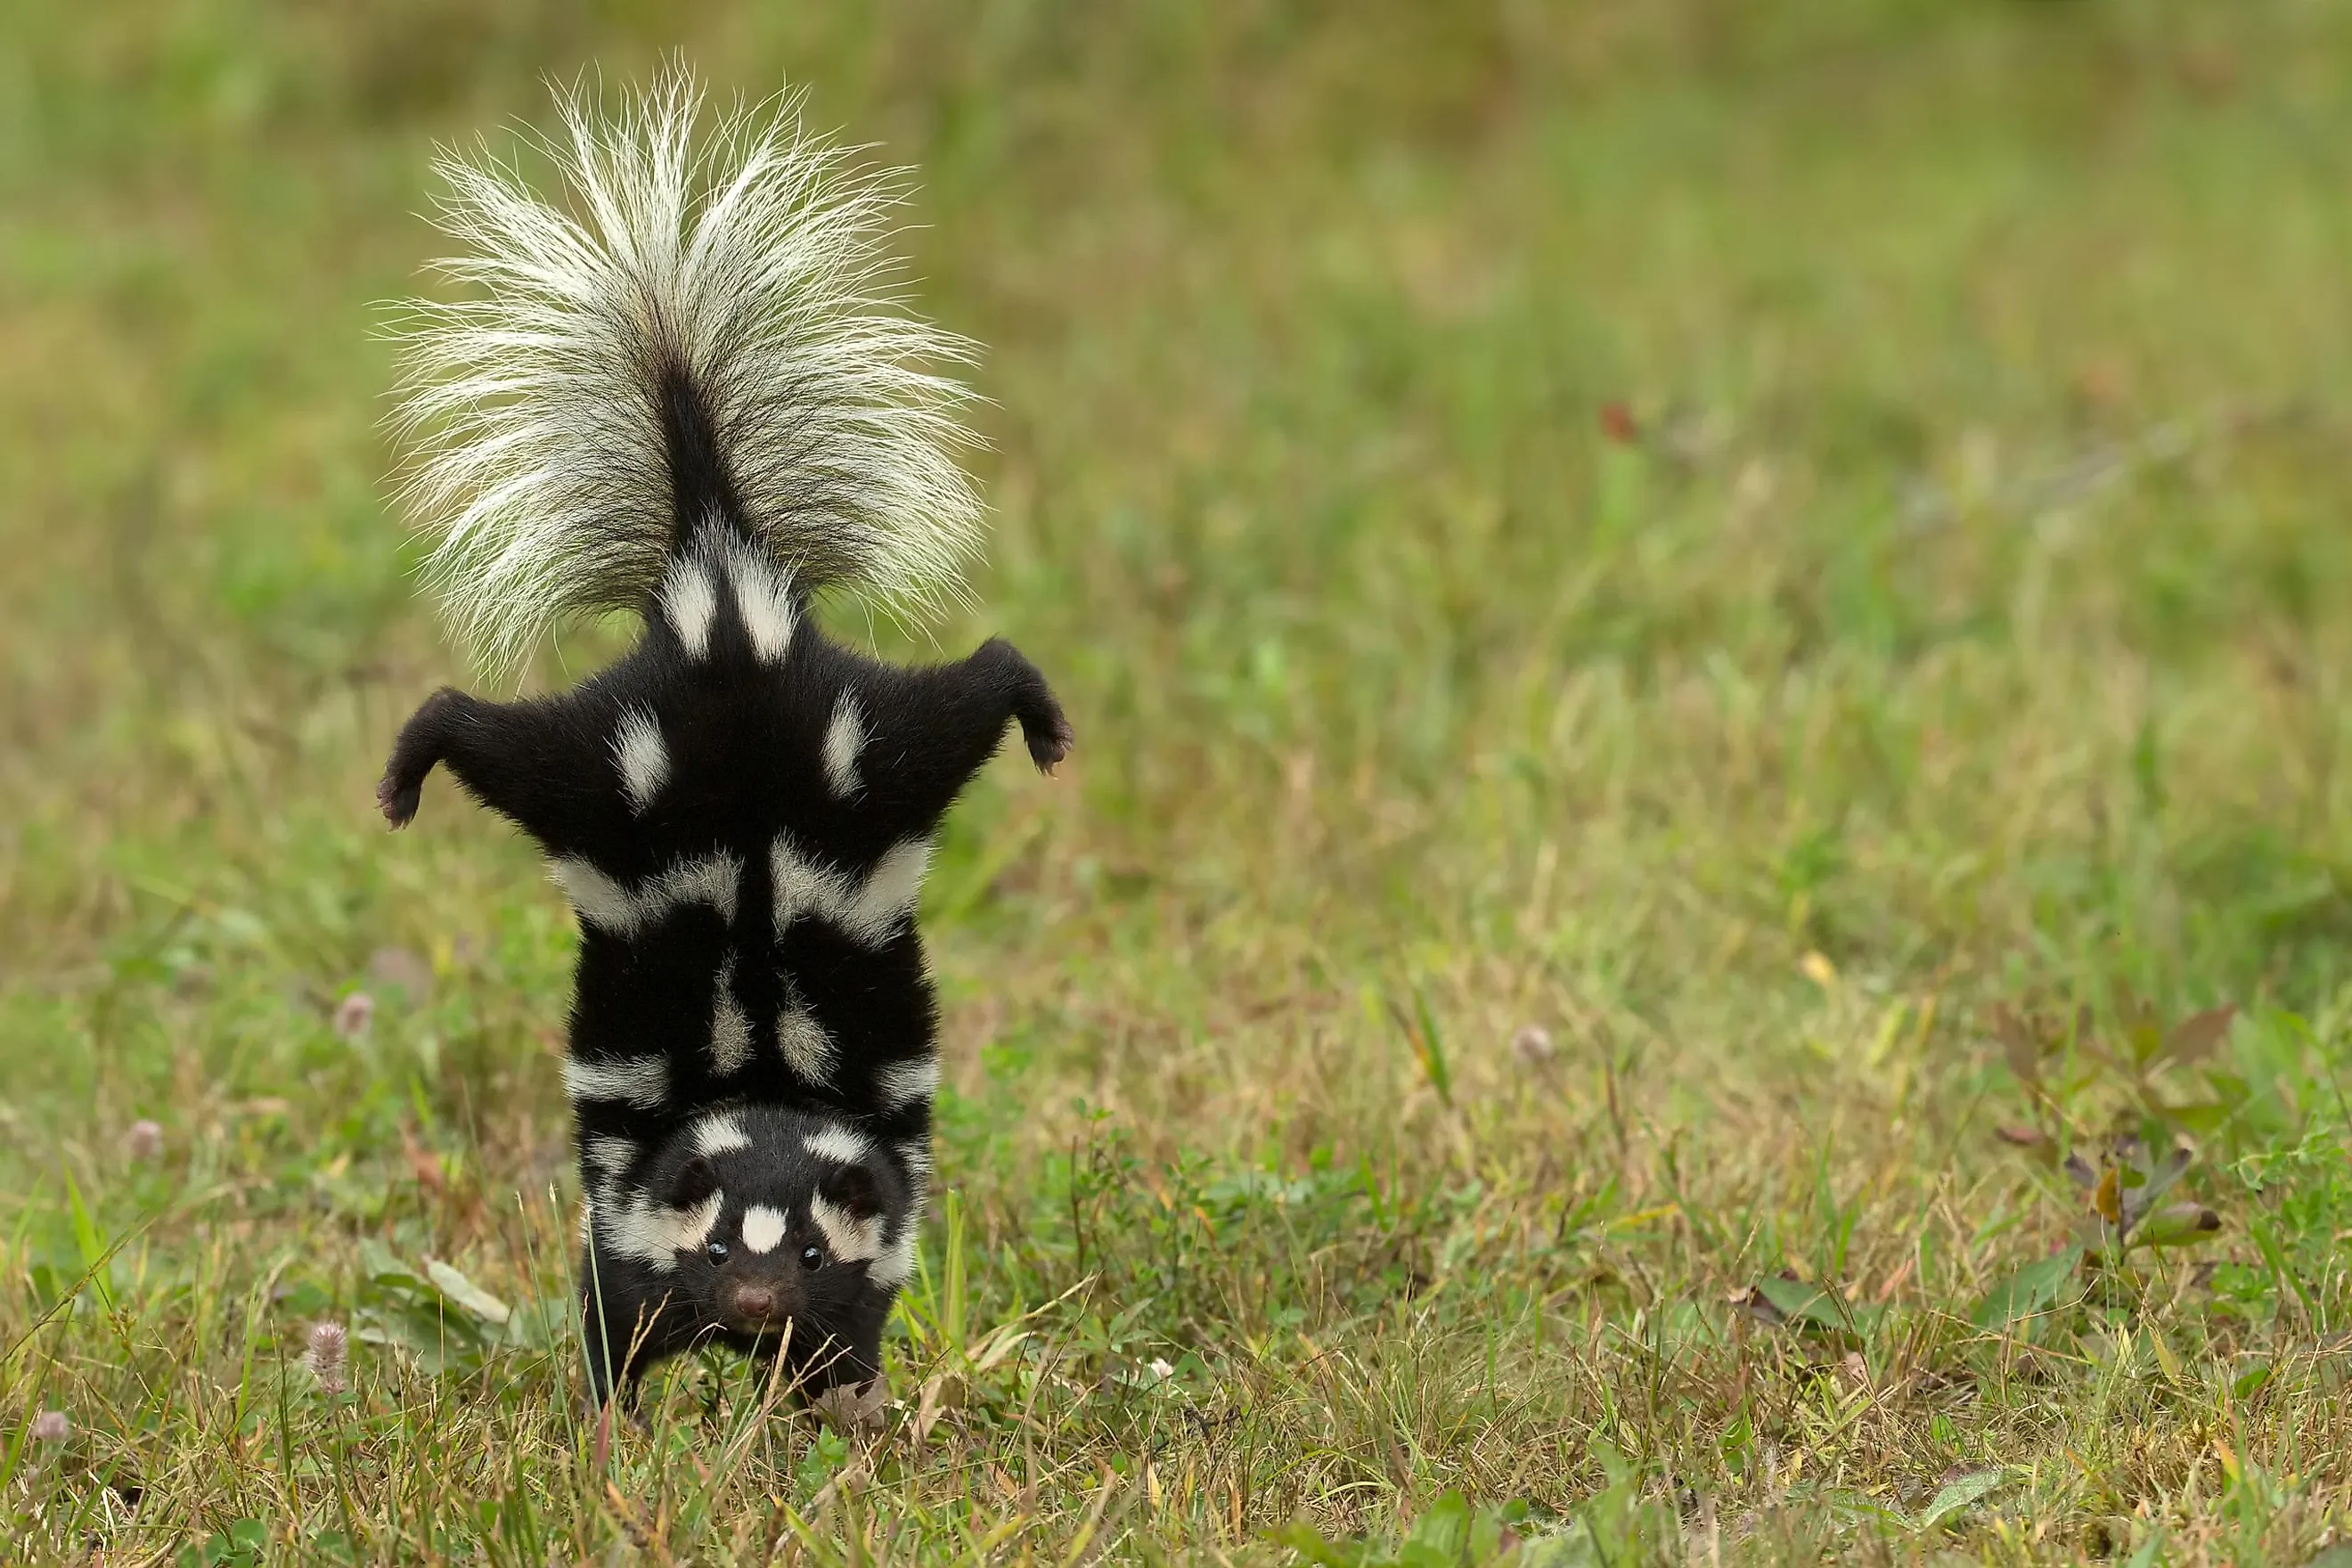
[739,1205,788,1254]
[612,706,670,814]
[804,1125,871,1164]
[562,1055,670,1109]
[694,1114,749,1156]
[869,1227,917,1288]
[660,555,720,657]
[600,1189,723,1270]
[725,537,796,662]
[769,835,930,947]
[584,1136,639,1179]
[810,1195,884,1262]
[894,1137,932,1185]
[839,839,931,944]
[710,955,752,1075]
[776,1006,838,1087]
[822,694,867,798]
[874,1056,939,1112]
[551,850,741,938]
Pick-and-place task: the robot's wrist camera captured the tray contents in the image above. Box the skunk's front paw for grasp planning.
[377,773,422,829]
[1023,705,1074,775]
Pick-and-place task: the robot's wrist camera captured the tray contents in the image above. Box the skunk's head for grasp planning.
[606,1105,914,1345]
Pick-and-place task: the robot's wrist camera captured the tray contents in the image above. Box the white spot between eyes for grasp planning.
[809,1196,884,1262]
[552,852,742,938]
[822,694,867,799]
[874,1056,939,1113]
[611,706,670,815]
[694,1114,749,1156]
[804,1125,871,1164]
[739,1205,788,1255]
[660,554,720,658]
[562,1055,670,1109]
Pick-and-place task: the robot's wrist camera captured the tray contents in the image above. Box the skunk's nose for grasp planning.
[729,1283,780,1324]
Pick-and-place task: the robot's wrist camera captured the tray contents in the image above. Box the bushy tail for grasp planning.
[390,68,985,681]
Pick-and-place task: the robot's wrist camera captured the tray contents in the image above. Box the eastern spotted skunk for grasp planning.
[375,71,1068,1409]
[584,1103,914,1412]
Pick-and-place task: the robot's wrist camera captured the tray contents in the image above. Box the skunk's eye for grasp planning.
[799,1244,823,1270]
[706,1239,731,1264]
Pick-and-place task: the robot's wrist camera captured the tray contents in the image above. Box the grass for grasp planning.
[5,0,2352,1561]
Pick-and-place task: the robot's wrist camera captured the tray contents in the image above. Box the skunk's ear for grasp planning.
[666,1156,719,1209]
[819,1162,881,1218]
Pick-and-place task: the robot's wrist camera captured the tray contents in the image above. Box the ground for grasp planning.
[4,3,2352,1564]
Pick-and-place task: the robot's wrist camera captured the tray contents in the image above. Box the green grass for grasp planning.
[6,1,2352,1561]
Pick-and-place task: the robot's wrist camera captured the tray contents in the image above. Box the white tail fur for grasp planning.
[391,68,985,680]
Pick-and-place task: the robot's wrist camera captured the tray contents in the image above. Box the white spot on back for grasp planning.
[822,694,868,798]
[584,1136,639,1179]
[694,1114,749,1156]
[739,1205,788,1255]
[804,1125,871,1164]
[840,839,931,944]
[810,1195,884,1262]
[562,1055,670,1109]
[552,851,742,939]
[710,954,752,1076]
[660,555,720,657]
[874,1056,939,1112]
[769,835,930,947]
[725,538,796,662]
[776,1006,838,1087]
[612,706,670,814]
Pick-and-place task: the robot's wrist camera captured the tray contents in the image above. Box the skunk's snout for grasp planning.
[728,1281,782,1326]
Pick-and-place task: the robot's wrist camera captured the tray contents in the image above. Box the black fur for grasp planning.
[580,1105,914,1405]
[378,362,1070,1409]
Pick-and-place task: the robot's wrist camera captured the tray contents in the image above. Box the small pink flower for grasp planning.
[1511,1025,1556,1065]
[29,1410,69,1443]
[305,1321,349,1393]
[125,1120,164,1161]
[332,992,374,1041]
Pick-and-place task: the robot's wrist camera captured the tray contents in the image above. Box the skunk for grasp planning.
[582,1103,915,1411]
[374,71,1068,1407]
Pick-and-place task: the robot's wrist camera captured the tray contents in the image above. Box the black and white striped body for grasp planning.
[380,525,1071,1400]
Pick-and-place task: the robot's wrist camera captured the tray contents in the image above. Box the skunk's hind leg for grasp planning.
[844,639,1073,836]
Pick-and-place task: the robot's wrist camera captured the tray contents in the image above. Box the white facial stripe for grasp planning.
[551,851,742,938]
[562,1055,670,1109]
[810,1195,884,1262]
[694,1114,749,1156]
[875,1056,940,1113]
[611,706,669,815]
[822,694,868,798]
[598,1189,723,1270]
[710,955,752,1076]
[584,1136,638,1179]
[726,538,796,662]
[660,555,720,657]
[739,1204,788,1255]
[804,1125,872,1164]
[769,835,931,947]
[777,1006,838,1087]
[870,1228,917,1289]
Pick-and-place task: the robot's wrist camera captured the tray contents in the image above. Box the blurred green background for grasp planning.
[5,1,2352,1560]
